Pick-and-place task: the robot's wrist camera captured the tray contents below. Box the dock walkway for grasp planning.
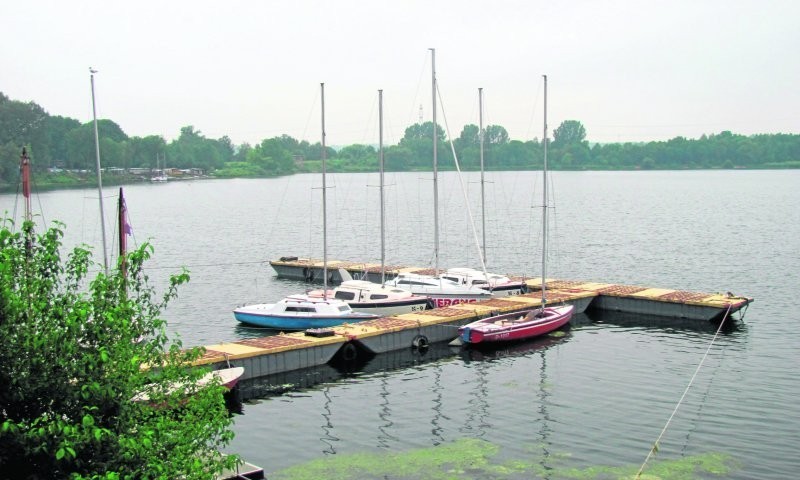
[195,257,752,383]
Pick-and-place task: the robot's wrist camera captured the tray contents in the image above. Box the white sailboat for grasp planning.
[306,90,431,316]
[459,75,574,344]
[151,153,168,182]
[383,49,493,308]
[234,84,379,330]
[444,87,529,297]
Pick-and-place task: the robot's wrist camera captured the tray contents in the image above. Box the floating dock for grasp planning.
[195,256,752,383]
[269,256,751,322]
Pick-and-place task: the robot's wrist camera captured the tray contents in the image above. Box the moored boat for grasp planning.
[459,306,572,344]
[131,366,245,404]
[459,75,574,345]
[383,272,492,308]
[442,267,528,297]
[308,279,431,316]
[233,294,379,330]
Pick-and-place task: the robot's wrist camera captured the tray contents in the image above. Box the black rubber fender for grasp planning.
[412,334,429,350]
[341,342,358,361]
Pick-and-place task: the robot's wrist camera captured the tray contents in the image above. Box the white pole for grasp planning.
[541,74,548,309]
[379,89,386,284]
[321,83,328,297]
[430,48,439,276]
[479,87,486,265]
[90,68,109,274]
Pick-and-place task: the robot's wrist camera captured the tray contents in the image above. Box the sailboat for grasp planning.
[444,88,529,297]
[305,90,431,317]
[383,49,494,308]
[233,84,379,330]
[459,75,574,345]
[150,153,168,182]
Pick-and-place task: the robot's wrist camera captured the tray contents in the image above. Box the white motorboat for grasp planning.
[234,294,378,330]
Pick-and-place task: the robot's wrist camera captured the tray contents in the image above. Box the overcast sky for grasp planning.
[3,0,798,147]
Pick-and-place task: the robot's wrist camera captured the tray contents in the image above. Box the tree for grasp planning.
[484,125,509,145]
[246,137,294,174]
[65,121,128,170]
[455,124,479,151]
[552,120,587,147]
[167,126,225,171]
[127,135,167,169]
[0,219,238,479]
[45,116,81,168]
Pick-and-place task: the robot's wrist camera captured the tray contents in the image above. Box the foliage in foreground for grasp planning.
[0,219,238,479]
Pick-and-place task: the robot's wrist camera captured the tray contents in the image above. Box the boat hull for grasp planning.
[479,282,528,297]
[233,305,377,330]
[459,305,574,344]
[425,293,492,309]
[349,298,432,316]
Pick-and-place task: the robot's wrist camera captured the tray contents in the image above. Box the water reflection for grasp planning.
[537,349,554,475]
[430,364,445,446]
[238,341,458,402]
[320,386,338,455]
[461,360,490,439]
[458,327,571,364]
[585,309,745,335]
[376,373,396,450]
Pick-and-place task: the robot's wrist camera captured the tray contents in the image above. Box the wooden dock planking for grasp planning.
[203,257,754,380]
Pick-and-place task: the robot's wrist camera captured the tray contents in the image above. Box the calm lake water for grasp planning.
[2,170,797,479]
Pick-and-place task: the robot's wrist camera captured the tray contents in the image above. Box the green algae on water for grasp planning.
[268,438,739,480]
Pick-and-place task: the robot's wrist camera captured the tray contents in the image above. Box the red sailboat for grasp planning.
[459,75,574,345]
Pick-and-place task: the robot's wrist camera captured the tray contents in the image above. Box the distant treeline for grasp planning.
[2,91,799,187]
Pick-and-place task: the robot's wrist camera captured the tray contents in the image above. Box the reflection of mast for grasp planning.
[537,349,553,471]
[430,363,445,445]
[377,373,396,449]
[462,359,490,439]
[320,386,338,455]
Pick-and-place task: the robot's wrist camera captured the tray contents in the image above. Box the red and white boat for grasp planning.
[442,268,528,297]
[131,366,245,404]
[459,305,573,344]
[459,75,573,345]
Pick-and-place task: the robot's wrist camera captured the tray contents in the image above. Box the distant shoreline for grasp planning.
[3,166,798,196]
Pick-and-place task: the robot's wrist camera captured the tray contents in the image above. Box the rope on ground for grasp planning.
[635,303,733,479]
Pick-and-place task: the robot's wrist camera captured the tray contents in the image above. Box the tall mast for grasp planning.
[20,148,32,224]
[479,87,486,265]
[117,187,127,278]
[430,48,439,276]
[541,75,548,309]
[378,89,386,284]
[321,82,328,298]
[90,68,109,274]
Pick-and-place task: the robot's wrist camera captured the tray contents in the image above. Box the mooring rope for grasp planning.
[635,303,734,478]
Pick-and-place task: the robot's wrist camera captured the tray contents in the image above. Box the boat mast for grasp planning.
[430,48,439,276]
[117,187,127,279]
[20,148,32,224]
[378,89,386,284]
[541,74,548,310]
[90,68,109,274]
[479,87,486,265]
[321,82,328,298]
